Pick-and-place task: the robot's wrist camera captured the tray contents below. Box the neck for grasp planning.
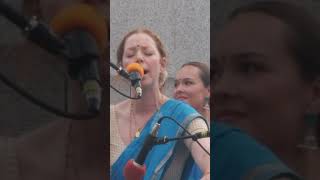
[197,107,209,120]
[131,87,165,114]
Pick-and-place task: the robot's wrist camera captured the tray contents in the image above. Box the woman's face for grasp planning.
[122,33,165,89]
[212,12,316,148]
[174,65,210,112]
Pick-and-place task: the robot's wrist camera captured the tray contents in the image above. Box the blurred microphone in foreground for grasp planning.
[0,0,108,180]
[50,2,107,112]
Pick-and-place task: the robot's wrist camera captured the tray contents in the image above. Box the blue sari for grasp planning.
[111,99,206,180]
[212,122,302,180]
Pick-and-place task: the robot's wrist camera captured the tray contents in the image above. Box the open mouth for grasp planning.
[143,70,149,77]
[175,95,188,100]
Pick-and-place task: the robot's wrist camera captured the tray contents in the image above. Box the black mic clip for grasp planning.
[24,16,66,55]
[155,131,210,145]
[0,0,65,55]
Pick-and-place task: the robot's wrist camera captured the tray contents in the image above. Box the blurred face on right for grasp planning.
[212,12,315,149]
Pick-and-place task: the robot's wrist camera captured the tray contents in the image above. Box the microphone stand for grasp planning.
[0,0,66,56]
[110,61,130,80]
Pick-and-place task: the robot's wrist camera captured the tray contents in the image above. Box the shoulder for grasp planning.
[165,99,198,113]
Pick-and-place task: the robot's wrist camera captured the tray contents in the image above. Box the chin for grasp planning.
[141,79,153,88]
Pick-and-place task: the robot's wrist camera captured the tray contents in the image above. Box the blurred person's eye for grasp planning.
[184,80,194,86]
[234,53,268,76]
[174,81,179,88]
[238,61,261,75]
[236,59,268,77]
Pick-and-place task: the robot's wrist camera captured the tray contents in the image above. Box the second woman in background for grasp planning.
[174,61,210,121]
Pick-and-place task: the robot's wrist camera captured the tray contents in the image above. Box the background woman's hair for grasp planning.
[229,1,320,82]
[181,61,210,88]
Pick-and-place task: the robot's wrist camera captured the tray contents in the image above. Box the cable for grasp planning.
[0,71,98,120]
[110,84,140,100]
[109,64,141,100]
[157,115,210,156]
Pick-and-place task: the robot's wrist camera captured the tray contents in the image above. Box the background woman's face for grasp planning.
[174,65,209,112]
[212,12,314,148]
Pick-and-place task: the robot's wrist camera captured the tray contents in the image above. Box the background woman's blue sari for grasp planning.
[212,122,302,180]
[111,99,206,180]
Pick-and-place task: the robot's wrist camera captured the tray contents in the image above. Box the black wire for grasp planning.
[110,84,140,100]
[109,67,140,100]
[0,71,99,120]
[157,115,210,156]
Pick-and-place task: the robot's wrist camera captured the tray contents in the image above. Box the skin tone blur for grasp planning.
[0,1,108,180]
[174,65,210,119]
[213,12,320,178]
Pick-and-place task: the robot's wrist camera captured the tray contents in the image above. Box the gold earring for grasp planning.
[297,113,319,150]
[203,96,210,110]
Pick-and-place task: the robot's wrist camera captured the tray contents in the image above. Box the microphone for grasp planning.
[126,63,144,98]
[124,123,160,180]
[50,3,107,113]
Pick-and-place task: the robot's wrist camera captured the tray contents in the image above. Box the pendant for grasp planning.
[135,128,141,138]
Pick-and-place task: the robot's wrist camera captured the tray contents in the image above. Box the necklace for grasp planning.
[129,94,166,140]
[130,101,140,139]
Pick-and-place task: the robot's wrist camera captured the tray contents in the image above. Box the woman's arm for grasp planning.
[190,137,210,179]
[184,118,210,179]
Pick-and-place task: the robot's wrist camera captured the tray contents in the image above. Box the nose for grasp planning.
[135,50,144,64]
[174,83,184,96]
[213,71,240,103]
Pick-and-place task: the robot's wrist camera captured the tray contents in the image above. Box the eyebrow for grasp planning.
[231,52,267,60]
[175,78,194,82]
[126,46,152,51]
[213,52,267,62]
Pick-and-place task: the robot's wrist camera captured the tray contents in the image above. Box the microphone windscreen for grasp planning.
[126,63,144,77]
[50,3,107,54]
[123,159,146,180]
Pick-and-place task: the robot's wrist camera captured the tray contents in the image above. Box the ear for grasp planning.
[160,57,167,72]
[309,78,320,114]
